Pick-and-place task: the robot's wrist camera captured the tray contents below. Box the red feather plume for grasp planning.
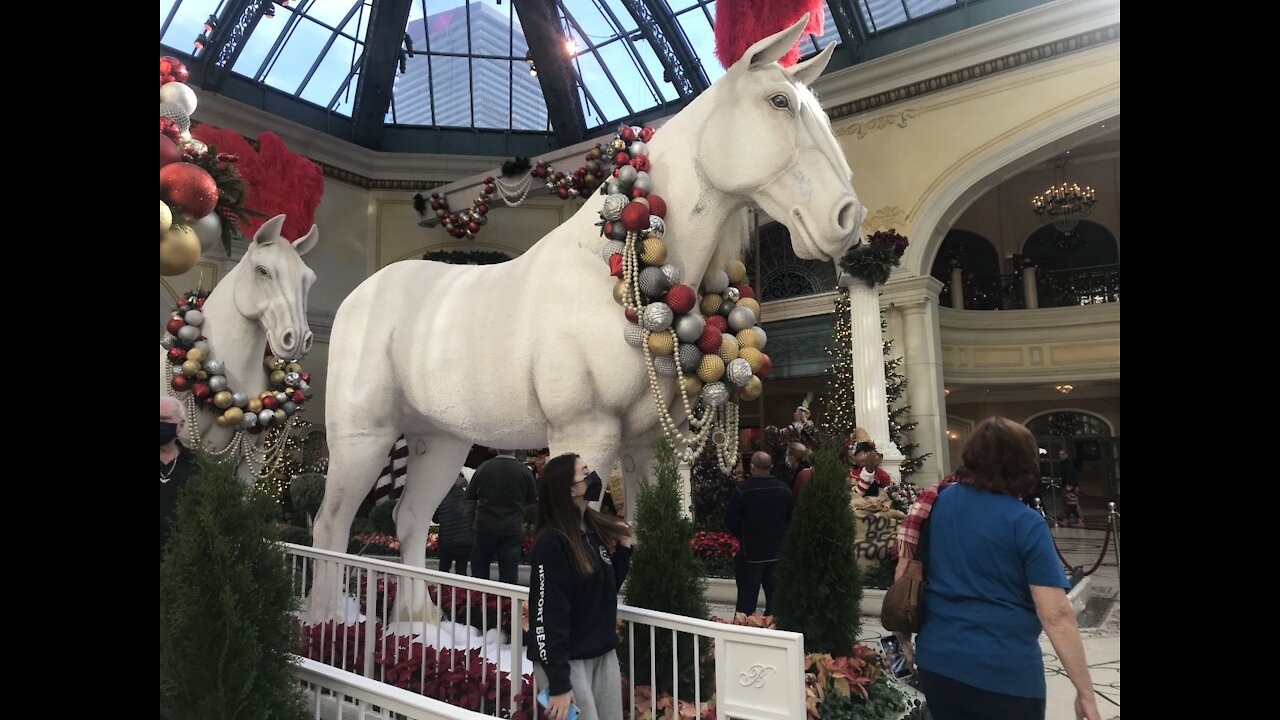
[713,0,824,69]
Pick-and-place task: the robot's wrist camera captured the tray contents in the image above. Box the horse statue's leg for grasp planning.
[307,427,401,623]
[548,418,623,514]
[390,433,472,629]
[617,435,660,524]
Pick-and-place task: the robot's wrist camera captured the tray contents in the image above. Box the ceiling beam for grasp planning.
[350,0,414,149]
[827,0,867,65]
[190,0,271,92]
[618,0,709,99]
[513,0,587,147]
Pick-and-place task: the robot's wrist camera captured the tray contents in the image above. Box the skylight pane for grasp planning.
[298,36,359,107]
[390,52,435,125]
[596,39,660,111]
[906,0,957,20]
[677,5,723,84]
[263,18,332,95]
[471,58,512,129]
[429,54,473,126]
[632,39,680,103]
[161,0,223,50]
[601,0,638,32]
[573,51,628,123]
[862,0,909,33]
[428,0,470,54]
[231,8,288,79]
[305,0,364,30]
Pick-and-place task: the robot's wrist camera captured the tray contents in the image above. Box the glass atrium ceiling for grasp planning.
[160,1,1034,152]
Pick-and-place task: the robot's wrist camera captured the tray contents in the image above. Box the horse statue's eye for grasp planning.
[256,266,270,278]
[770,93,790,110]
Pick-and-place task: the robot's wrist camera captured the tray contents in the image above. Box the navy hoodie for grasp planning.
[527,527,633,695]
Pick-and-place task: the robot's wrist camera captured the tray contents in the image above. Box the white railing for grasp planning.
[286,544,806,720]
[295,655,494,719]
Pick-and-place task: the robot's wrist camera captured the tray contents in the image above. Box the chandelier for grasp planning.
[1031,157,1096,236]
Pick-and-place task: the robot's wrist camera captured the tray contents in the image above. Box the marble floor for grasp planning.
[709,521,1121,719]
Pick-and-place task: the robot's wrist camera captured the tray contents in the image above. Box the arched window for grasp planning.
[1025,410,1113,437]
[745,222,838,301]
[1023,220,1118,271]
[930,229,1003,309]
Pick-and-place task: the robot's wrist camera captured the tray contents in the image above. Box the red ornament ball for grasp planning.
[292,391,306,403]
[625,308,639,324]
[696,325,723,354]
[631,187,648,199]
[167,347,187,364]
[630,156,650,172]
[758,353,773,379]
[468,221,480,232]
[614,152,630,166]
[160,56,189,83]
[262,395,280,410]
[160,162,219,219]
[620,126,636,142]
[477,203,489,214]
[171,375,191,392]
[166,318,186,335]
[735,284,755,300]
[639,127,656,142]
[483,176,494,184]
[193,383,212,399]
[646,194,667,219]
[665,285,696,314]
[160,134,182,169]
[621,202,651,232]
[609,253,624,277]
[706,315,728,333]
[300,373,310,382]
[160,117,182,143]
[557,187,570,199]
[249,425,265,435]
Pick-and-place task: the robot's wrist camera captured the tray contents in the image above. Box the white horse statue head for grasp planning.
[308,15,859,621]
[159,214,319,479]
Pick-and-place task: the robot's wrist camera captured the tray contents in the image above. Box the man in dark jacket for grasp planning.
[468,450,538,584]
[724,451,793,616]
[433,472,476,575]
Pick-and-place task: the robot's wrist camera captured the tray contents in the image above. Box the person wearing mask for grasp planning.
[159,396,197,559]
[724,451,793,616]
[902,417,1101,720]
[527,453,634,720]
[469,449,538,584]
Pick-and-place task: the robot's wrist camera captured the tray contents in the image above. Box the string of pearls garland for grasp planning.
[493,173,534,207]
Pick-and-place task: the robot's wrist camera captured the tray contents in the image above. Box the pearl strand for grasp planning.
[494,172,533,207]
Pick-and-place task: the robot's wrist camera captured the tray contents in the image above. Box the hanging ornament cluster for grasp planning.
[601,123,768,471]
[160,55,259,274]
[420,144,614,238]
[163,289,311,432]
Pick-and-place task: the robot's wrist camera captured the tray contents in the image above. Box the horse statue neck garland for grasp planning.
[599,123,764,472]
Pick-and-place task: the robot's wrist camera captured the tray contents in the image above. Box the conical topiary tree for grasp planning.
[773,444,863,654]
[160,450,305,720]
[621,436,711,701]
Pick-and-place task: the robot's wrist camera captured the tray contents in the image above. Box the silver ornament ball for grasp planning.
[642,303,674,332]
[205,359,225,376]
[286,371,301,386]
[609,223,628,240]
[159,81,198,115]
[633,171,652,193]
[601,239,626,261]
[617,165,638,185]
[751,325,768,350]
[240,412,258,429]
[283,401,299,415]
[183,309,205,326]
[718,300,737,317]
[159,101,191,132]
[298,380,310,393]
[728,306,757,332]
[624,323,646,348]
[160,334,176,350]
[723,287,740,302]
[638,267,669,298]
[208,375,228,392]
[258,409,276,426]
[648,215,665,240]
[232,391,248,407]
[193,340,211,354]
[177,325,200,343]
[602,193,629,221]
[703,270,730,294]
[276,392,289,404]
[679,343,703,372]
[701,381,729,407]
[653,356,677,377]
[660,263,682,287]
[629,140,649,157]
[727,358,754,385]
[673,313,706,343]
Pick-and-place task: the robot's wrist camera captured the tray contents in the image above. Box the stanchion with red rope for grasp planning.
[1035,497,1119,579]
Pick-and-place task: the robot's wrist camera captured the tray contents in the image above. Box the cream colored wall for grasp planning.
[944,397,1119,469]
[831,43,1120,278]
[949,155,1120,263]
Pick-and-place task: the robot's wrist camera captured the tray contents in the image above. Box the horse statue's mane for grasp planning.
[159,214,320,481]
[309,15,864,621]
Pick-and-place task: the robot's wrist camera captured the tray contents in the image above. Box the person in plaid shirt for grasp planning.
[894,473,959,570]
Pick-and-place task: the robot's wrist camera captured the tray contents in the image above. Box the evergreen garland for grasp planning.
[160,450,305,720]
[621,437,711,702]
[773,444,863,654]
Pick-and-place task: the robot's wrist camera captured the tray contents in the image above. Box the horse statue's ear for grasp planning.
[738,12,811,71]
[293,225,320,256]
[254,214,288,244]
[788,41,835,86]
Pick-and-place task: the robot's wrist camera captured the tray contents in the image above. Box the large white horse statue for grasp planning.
[160,214,319,480]
[311,17,862,616]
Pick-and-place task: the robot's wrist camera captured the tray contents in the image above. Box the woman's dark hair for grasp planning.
[955,416,1041,497]
[535,453,632,576]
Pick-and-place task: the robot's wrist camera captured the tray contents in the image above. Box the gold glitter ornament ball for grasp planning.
[700,293,723,316]
[738,376,763,401]
[697,354,726,382]
[717,334,739,364]
[680,375,704,398]
[640,238,667,265]
[736,297,761,322]
[726,259,747,284]
[647,330,675,356]
[738,346,763,373]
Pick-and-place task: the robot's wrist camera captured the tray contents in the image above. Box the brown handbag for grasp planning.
[880,488,945,633]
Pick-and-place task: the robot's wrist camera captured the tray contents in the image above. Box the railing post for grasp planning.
[949,266,965,309]
[1022,265,1039,309]
[364,567,377,678]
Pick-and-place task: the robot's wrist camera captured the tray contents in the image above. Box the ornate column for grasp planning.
[838,274,903,480]
[950,265,965,310]
[882,277,948,486]
[1021,265,1039,309]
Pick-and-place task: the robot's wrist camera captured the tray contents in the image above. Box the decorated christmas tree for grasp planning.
[823,290,931,478]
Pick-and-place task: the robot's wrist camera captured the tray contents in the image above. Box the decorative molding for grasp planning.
[834,109,918,139]
[939,303,1120,344]
[862,206,908,234]
[738,664,775,688]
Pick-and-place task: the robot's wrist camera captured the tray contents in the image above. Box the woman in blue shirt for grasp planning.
[910,417,1100,720]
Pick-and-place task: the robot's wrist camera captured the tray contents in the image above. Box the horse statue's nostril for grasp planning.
[282,329,296,349]
[302,331,314,353]
[836,200,859,233]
